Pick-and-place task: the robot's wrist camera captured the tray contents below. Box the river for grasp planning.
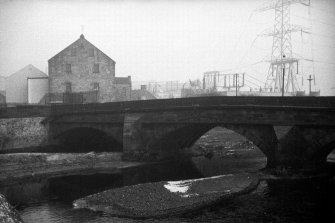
[5,127,335,222]
[13,154,335,223]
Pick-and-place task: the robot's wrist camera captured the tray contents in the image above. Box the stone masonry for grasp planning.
[48,34,116,102]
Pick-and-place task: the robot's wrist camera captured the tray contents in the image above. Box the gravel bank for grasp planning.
[73,172,260,219]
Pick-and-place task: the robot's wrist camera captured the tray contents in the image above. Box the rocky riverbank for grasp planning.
[73,172,260,219]
[0,193,23,223]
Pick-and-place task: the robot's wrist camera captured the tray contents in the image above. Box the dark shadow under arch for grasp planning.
[149,124,270,163]
[56,127,122,152]
[191,126,267,157]
[182,124,271,158]
[325,142,335,162]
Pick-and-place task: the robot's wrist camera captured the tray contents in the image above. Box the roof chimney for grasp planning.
[80,34,85,39]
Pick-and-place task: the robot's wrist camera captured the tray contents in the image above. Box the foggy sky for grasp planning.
[0,0,334,95]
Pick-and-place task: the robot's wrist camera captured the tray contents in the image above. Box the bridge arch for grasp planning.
[144,123,276,167]
[51,127,122,152]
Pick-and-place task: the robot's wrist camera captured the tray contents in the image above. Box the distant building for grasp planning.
[48,34,129,103]
[5,65,48,104]
[114,76,132,101]
[0,94,5,105]
[0,76,5,104]
[131,85,156,100]
[0,76,5,92]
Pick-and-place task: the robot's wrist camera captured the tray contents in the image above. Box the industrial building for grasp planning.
[5,65,48,104]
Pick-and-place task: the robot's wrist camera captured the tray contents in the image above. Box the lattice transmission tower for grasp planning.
[257,0,311,93]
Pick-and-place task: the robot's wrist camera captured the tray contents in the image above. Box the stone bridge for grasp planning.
[2,96,335,170]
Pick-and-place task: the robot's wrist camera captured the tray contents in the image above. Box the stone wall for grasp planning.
[48,35,116,103]
[115,84,131,101]
[0,117,48,151]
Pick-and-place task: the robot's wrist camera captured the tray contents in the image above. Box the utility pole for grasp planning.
[281,54,286,96]
[235,73,238,96]
[307,75,314,96]
[282,63,285,96]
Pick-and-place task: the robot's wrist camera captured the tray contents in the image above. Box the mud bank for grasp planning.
[0,152,144,186]
[73,172,260,219]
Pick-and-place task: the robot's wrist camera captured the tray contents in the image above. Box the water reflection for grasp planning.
[192,155,266,177]
[17,176,335,223]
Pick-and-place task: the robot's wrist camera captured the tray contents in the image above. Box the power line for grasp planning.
[310,32,335,40]
[233,34,264,71]
[291,13,335,29]
[291,39,335,49]
[313,60,335,66]
[245,78,261,88]
[246,70,266,84]
[310,5,335,18]
[236,59,268,70]
[247,74,265,84]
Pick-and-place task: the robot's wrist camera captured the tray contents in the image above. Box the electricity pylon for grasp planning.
[257,0,310,94]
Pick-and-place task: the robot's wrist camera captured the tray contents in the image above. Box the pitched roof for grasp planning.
[115,77,131,85]
[48,34,115,63]
[7,64,47,80]
[131,89,156,100]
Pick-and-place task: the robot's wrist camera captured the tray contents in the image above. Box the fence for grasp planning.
[41,91,98,104]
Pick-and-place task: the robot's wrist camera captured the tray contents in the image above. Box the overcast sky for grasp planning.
[1,0,334,95]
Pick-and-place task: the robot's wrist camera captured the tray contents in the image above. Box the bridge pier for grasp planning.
[277,126,335,171]
[123,113,147,160]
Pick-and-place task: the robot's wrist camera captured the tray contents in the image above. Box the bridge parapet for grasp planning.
[1,96,335,119]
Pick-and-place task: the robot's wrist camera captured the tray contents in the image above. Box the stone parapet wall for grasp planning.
[0,117,48,151]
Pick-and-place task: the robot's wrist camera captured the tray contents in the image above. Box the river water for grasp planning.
[14,154,335,223]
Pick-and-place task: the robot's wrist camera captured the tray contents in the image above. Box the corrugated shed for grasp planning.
[5,65,48,103]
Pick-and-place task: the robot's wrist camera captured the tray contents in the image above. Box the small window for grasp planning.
[89,48,94,57]
[93,64,99,73]
[66,64,71,73]
[71,48,76,56]
[65,82,72,92]
[80,43,84,49]
[93,82,99,91]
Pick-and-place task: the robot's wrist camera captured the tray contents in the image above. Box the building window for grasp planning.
[71,48,76,56]
[89,48,94,57]
[66,64,71,73]
[93,64,99,73]
[65,82,72,92]
[93,82,99,91]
